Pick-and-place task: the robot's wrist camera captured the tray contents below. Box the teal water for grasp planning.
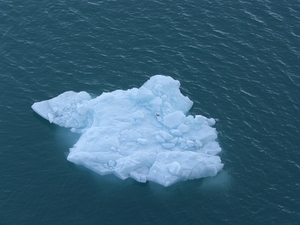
[1,0,299,224]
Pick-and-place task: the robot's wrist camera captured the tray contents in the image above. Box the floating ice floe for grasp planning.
[32,75,223,187]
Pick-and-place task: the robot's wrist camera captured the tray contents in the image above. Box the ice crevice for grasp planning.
[32,75,223,187]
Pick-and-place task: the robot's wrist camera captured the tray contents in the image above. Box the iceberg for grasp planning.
[32,75,223,187]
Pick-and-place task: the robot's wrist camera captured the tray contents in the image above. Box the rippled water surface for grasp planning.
[1,0,299,224]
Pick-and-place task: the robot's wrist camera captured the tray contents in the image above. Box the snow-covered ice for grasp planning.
[32,75,223,187]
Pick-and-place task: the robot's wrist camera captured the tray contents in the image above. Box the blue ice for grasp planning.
[32,75,223,187]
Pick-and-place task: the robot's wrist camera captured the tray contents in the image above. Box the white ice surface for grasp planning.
[32,75,223,187]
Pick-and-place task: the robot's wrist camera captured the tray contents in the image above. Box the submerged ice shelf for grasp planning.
[32,75,223,187]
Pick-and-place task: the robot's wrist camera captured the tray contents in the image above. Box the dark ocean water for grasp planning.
[1,0,299,224]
